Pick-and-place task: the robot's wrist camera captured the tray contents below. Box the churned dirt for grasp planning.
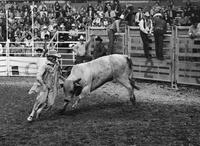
[0,77,200,146]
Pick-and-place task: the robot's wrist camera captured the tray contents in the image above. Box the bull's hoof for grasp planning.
[72,105,77,109]
[130,96,136,105]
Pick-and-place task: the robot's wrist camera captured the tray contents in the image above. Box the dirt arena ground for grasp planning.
[0,77,200,146]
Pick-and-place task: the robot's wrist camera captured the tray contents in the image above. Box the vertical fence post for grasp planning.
[127,26,131,57]
[31,1,34,57]
[72,51,75,63]
[57,31,59,51]
[171,26,178,89]
[126,25,130,56]
[6,40,10,76]
[86,26,88,41]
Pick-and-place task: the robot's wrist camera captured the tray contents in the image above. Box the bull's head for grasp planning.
[63,78,83,100]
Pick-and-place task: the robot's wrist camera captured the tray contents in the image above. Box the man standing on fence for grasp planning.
[153,13,167,60]
[107,14,124,55]
[139,12,153,59]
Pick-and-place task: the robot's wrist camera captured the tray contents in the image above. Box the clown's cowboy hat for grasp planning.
[47,49,61,58]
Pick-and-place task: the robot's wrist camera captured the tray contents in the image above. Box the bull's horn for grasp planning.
[73,78,81,84]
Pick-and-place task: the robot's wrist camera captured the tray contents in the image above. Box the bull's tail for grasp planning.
[126,56,133,70]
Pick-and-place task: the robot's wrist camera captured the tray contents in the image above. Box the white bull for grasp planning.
[60,54,139,113]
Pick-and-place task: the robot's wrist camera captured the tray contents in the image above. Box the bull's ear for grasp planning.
[73,78,83,96]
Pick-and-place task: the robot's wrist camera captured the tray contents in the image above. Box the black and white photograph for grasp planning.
[0,0,200,145]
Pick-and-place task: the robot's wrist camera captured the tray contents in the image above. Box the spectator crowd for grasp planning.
[0,0,199,51]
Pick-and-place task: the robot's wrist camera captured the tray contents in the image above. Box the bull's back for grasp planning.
[90,56,113,91]
[90,54,131,91]
[109,54,131,78]
[69,54,131,91]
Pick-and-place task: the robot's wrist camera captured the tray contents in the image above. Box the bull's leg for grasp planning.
[72,95,83,108]
[59,99,70,114]
[72,85,91,108]
[130,93,136,105]
[116,78,136,105]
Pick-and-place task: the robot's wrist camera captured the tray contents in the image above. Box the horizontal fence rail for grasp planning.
[0,57,46,76]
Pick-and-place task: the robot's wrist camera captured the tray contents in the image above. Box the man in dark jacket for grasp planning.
[153,13,167,60]
[93,36,107,59]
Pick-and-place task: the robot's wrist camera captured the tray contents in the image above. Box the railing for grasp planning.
[1,41,49,57]
[48,31,87,69]
[48,31,59,51]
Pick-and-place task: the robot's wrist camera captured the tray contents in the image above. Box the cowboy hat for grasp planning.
[120,14,125,19]
[71,23,76,27]
[89,33,96,37]
[47,49,61,58]
[35,48,44,53]
[153,13,162,17]
[95,36,103,42]
[60,23,65,28]
[144,11,150,17]
[42,25,48,30]
[78,35,85,41]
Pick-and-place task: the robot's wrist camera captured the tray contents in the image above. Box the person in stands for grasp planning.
[153,13,167,60]
[139,11,153,59]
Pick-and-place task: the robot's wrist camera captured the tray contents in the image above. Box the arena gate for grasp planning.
[127,26,200,87]
[127,26,175,87]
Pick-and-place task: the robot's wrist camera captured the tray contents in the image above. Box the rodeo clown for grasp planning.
[27,49,63,122]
